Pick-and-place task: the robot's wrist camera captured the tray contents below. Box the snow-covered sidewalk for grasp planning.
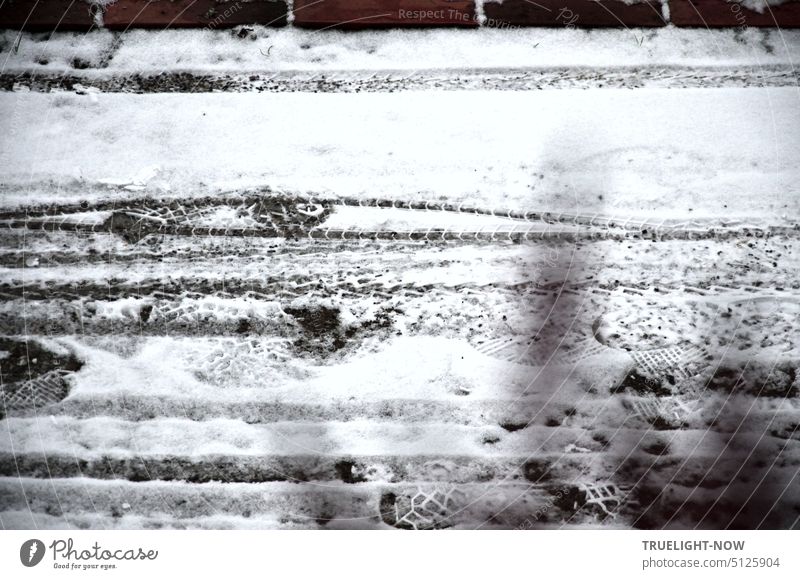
[2,88,799,221]
[3,27,800,74]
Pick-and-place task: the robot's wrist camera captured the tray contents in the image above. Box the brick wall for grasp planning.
[1,0,799,30]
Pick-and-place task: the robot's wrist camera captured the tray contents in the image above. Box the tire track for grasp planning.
[2,65,798,93]
[2,193,796,243]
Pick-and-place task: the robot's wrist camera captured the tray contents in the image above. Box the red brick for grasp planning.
[292,0,478,28]
[670,0,800,27]
[482,0,667,27]
[102,0,288,29]
[0,0,98,31]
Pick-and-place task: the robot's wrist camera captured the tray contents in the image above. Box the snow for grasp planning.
[475,0,487,25]
[5,406,793,470]
[319,206,569,232]
[57,334,591,402]
[0,243,542,285]
[1,414,765,458]
[739,0,794,13]
[2,27,799,75]
[485,0,657,4]
[1,89,798,220]
[0,415,488,456]
[0,510,300,530]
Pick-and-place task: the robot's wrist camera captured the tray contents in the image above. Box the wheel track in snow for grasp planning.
[3,391,794,434]
[2,65,798,94]
[3,284,798,343]
[5,476,794,530]
[6,274,798,302]
[1,423,792,489]
[1,192,797,243]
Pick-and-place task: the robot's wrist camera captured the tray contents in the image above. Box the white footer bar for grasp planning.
[1,530,798,578]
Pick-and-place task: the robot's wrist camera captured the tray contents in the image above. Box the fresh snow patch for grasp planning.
[1,89,798,220]
[739,0,793,13]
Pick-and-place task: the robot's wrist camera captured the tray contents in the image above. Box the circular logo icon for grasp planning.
[20,539,46,567]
